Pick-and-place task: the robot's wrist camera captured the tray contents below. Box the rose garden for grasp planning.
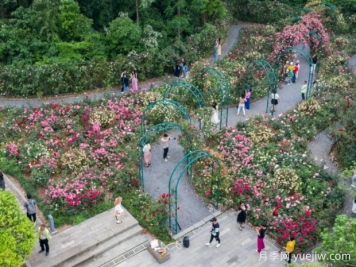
[1,1,356,267]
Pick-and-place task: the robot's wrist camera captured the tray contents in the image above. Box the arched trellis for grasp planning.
[168,150,221,234]
[198,68,230,130]
[245,59,277,113]
[138,122,193,189]
[275,47,314,99]
[140,99,191,135]
[163,80,206,109]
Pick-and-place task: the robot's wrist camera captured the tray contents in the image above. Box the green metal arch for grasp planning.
[199,68,230,130]
[138,122,193,189]
[309,30,322,48]
[168,150,221,234]
[163,80,206,109]
[141,99,191,134]
[275,47,314,99]
[246,59,278,113]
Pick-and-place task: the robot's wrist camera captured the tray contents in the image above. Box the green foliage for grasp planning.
[0,191,36,267]
[227,0,294,23]
[122,189,173,244]
[58,0,93,41]
[315,215,356,267]
[107,16,142,56]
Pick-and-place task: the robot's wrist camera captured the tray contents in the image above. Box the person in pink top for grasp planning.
[131,71,138,91]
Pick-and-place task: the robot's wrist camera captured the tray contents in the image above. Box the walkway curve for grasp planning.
[0,25,247,108]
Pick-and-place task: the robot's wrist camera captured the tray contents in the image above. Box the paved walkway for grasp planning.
[120,211,306,267]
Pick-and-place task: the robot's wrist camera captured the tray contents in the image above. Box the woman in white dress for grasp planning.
[114,196,124,224]
[211,102,220,124]
[143,143,151,167]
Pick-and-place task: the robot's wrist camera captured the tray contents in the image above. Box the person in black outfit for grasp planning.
[0,172,5,191]
[312,54,318,73]
[237,202,247,231]
[205,217,221,247]
[174,62,180,78]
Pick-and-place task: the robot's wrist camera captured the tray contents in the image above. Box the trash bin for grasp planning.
[183,236,190,248]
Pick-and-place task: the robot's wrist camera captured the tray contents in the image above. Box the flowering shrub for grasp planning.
[45,179,105,215]
[270,168,301,195]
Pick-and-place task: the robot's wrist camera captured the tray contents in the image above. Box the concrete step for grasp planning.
[28,209,140,267]
[69,225,144,267]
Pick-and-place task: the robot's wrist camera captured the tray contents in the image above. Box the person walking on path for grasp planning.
[174,62,180,78]
[37,224,52,256]
[301,81,307,100]
[131,71,138,91]
[180,58,186,78]
[217,38,222,59]
[292,63,298,83]
[213,40,219,62]
[237,203,248,231]
[256,222,267,253]
[282,61,289,78]
[120,71,126,92]
[211,102,220,124]
[236,93,247,116]
[351,170,356,188]
[205,217,221,247]
[114,196,124,224]
[24,194,37,225]
[295,60,300,79]
[270,90,280,113]
[0,172,5,191]
[245,87,252,110]
[184,64,190,79]
[284,236,296,265]
[143,143,152,167]
[312,54,318,73]
[161,134,170,162]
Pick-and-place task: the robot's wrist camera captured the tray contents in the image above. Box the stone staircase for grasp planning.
[27,208,143,267]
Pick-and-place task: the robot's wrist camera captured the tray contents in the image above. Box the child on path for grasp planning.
[237,94,247,116]
[37,224,52,256]
[205,217,221,247]
[256,222,267,253]
[24,194,37,225]
[213,40,219,62]
[161,134,170,162]
[114,196,124,224]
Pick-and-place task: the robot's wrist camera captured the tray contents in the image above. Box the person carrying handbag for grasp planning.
[205,217,221,247]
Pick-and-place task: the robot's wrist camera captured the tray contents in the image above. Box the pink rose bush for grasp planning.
[2,94,147,215]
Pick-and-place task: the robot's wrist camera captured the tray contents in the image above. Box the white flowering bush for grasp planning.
[89,107,116,127]
[270,168,301,195]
